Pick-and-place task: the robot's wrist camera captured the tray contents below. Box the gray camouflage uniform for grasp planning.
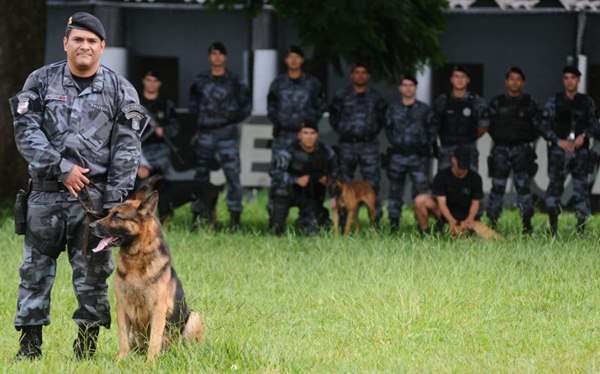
[189,70,251,214]
[384,100,436,223]
[329,86,387,219]
[9,61,141,330]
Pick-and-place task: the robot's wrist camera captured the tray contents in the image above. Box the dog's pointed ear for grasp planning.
[139,190,159,216]
[129,185,150,201]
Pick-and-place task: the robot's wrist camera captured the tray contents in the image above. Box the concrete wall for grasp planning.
[441,13,579,101]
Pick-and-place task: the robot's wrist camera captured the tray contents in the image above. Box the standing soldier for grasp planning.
[269,122,338,235]
[486,67,542,234]
[542,66,599,235]
[9,12,142,359]
[137,70,178,180]
[189,42,251,229]
[329,63,387,222]
[267,45,326,224]
[432,65,489,170]
[384,76,438,233]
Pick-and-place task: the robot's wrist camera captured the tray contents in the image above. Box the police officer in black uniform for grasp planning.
[432,65,489,170]
[269,122,338,235]
[486,67,543,234]
[542,66,600,235]
[138,70,178,180]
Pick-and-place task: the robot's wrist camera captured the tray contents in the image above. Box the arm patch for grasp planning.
[121,103,148,131]
[9,91,42,118]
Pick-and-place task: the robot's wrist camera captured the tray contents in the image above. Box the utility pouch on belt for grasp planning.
[381,148,391,170]
[487,155,495,178]
[528,147,539,177]
[14,179,31,235]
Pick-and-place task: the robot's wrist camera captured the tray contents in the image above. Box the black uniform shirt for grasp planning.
[432,168,483,221]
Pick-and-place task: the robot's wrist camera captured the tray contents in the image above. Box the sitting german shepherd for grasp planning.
[90,188,204,361]
[329,179,377,235]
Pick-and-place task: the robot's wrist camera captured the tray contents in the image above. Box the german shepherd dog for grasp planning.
[328,179,377,235]
[90,187,204,361]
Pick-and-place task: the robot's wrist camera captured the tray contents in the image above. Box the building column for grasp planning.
[251,10,278,116]
[95,6,128,77]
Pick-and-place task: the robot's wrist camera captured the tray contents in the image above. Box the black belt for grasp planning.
[31,177,106,192]
[391,145,430,156]
[31,180,66,192]
[340,136,376,144]
[494,141,532,147]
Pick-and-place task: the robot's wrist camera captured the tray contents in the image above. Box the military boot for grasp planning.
[549,213,558,237]
[576,217,586,235]
[229,211,241,230]
[15,325,42,360]
[522,217,533,235]
[389,217,400,233]
[73,323,99,360]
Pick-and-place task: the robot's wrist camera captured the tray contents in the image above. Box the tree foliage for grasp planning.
[207,0,447,81]
[0,0,46,200]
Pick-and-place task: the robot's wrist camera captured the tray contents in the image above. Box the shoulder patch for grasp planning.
[122,103,148,131]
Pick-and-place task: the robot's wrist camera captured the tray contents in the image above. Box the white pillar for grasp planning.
[101,47,128,77]
[416,65,432,105]
[578,54,588,94]
[252,49,278,116]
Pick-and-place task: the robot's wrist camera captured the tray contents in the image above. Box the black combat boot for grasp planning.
[389,217,400,233]
[73,323,99,360]
[229,211,241,230]
[488,217,498,230]
[576,217,586,235]
[15,325,42,360]
[548,213,558,237]
[522,217,533,235]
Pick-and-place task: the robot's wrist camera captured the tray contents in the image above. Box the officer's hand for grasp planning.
[296,175,310,187]
[154,127,164,138]
[574,134,586,149]
[137,165,151,179]
[63,165,90,197]
[462,218,475,230]
[449,221,462,237]
[558,139,575,153]
[319,176,328,186]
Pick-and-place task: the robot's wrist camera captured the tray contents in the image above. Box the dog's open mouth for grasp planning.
[92,237,120,253]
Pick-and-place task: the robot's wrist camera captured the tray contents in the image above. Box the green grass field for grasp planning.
[1,194,600,372]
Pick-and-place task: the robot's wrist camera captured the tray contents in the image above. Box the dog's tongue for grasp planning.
[93,237,117,253]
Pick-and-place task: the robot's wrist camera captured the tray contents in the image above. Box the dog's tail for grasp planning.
[183,311,204,342]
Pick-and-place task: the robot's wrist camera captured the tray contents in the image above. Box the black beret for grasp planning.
[506,66,526,81]
[287,45,305,58]
[563,65,582,77]
[400,74,418,85]
[451,65,470,78]
[208,42,227,55]
[299,120,318,132]
[66,12,106,41]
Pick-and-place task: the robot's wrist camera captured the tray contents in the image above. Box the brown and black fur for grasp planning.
[91,188,204,361]
[329,179,377,235]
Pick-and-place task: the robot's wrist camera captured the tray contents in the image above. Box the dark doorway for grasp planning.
[433,63,484,97]
[132,56,180,105]
[587,64,600,107]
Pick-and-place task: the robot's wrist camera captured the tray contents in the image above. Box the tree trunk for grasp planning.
[0,0,46,201]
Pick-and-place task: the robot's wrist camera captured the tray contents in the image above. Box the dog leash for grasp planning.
[77,181,105,256]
